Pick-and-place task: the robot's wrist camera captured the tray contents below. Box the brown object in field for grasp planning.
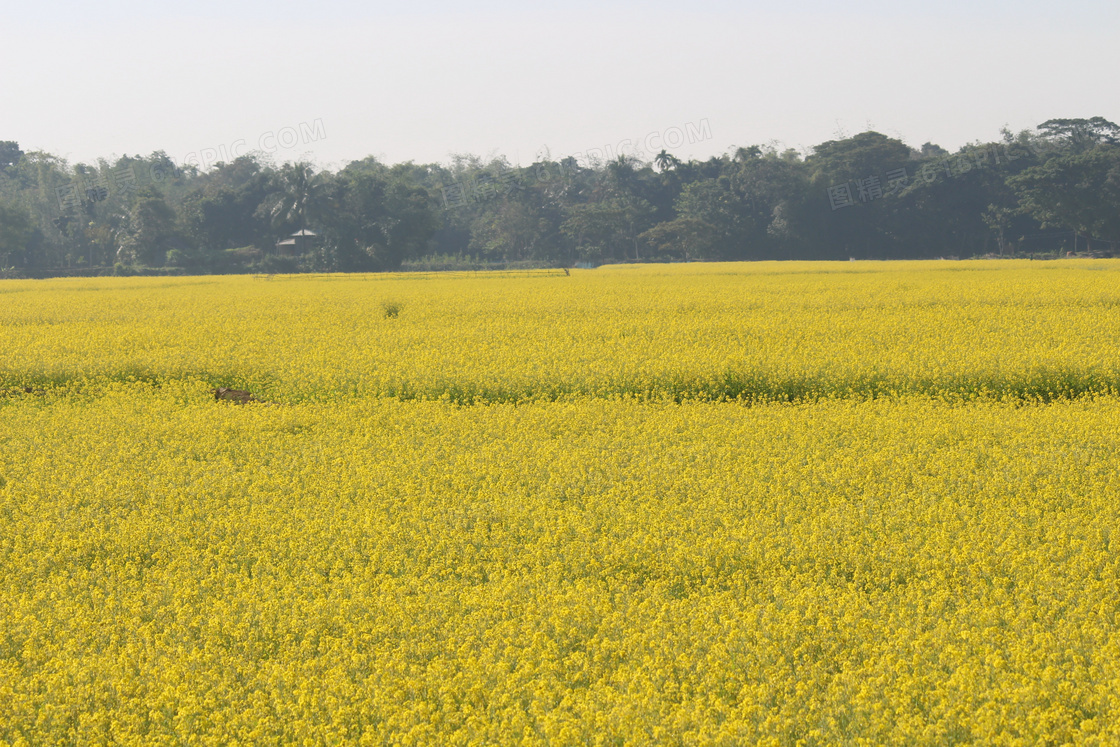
[2,387,46,397]
[213,387,257,404]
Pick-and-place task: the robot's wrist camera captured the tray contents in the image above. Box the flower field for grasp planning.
[1,261,1119,744]
[2,260,1119,403]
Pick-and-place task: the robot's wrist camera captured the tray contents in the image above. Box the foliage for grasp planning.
[380,299,403,318]
[1008,145,1120,246]
[0,200,33,266]
[1,118,1119,275]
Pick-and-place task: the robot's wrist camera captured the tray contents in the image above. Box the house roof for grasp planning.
[291,229,317,236]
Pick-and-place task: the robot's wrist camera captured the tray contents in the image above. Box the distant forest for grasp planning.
[1,117,1118,276]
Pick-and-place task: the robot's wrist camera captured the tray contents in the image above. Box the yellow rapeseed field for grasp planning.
[1,260,1119,402]
[1,261,1119,745]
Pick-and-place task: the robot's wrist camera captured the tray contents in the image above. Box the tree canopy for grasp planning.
[0,117,1116,276]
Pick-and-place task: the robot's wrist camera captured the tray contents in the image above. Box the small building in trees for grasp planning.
[275,229,317,256]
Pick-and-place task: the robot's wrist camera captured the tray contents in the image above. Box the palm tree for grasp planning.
[606,155,640,196]
[269,162,321,233]
[654,149,680,173]
[733,146,762,164]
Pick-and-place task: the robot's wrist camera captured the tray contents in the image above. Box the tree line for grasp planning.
[1,117,1118,276]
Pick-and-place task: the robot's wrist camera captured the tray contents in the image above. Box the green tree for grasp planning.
[265,162,323,237]
[0,200,32,267]
[181,156,272,253]
[670,178,743,259]
[1036,117,1120,155]
[806,132,913,258]
[728,146,812,259]
[1008,145,1120,250]
[315,159,439,271]
[807,132,911,187]
[639,216,714,261]
[470,199,553,262]
[119,187,177,265]
[0,141,23,171]
[654,150,680,173]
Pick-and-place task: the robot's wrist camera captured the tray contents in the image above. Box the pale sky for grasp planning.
[4,0,1118,171]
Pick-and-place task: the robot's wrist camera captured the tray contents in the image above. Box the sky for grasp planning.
[4,0,1119,171]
